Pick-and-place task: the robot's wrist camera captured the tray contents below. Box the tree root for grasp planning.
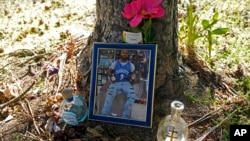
[0,81,35,109]
[182,47,237,96]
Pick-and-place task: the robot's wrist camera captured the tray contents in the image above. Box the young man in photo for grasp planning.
[101,49,136,118]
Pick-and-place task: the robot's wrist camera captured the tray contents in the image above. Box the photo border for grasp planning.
[89,42,157,128]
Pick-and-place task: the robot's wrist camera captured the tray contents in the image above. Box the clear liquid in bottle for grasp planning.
[157,100,188,141]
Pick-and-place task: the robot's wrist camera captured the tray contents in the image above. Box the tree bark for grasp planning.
[76,0,184,140]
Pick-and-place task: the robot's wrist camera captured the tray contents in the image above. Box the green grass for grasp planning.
[179,0,250,71]
[179,0,250,139]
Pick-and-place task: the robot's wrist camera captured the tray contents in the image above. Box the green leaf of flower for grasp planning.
[210,12,219,25]
[212,12,219,21]
[211,28,229,35]
[130,27,142,33]
[141,19,152,34]
[202,20,210,29]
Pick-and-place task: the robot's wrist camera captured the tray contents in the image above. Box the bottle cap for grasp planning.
[171,100,184,111]
[61,88,73,99]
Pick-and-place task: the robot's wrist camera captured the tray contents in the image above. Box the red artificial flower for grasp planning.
[122,0,165,27]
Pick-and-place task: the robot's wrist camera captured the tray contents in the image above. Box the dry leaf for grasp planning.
[4,114,13,122]
[0,48,4,53]
[1,107,11,118]
[0,89,6,102]
[66,39,75,59]
[69,139,81,141]
[14,105,23,113]
[87,127,102,137]
[55,93,63,102]
[47,96,54,103]
[32,87,40,95]
[4,85,14,99]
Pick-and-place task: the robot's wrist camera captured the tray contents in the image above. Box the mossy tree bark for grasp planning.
[76,0,184,140]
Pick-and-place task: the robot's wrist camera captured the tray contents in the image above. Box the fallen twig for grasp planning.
[21,134,39,141]
[0,121,27,136]
[195,109,237,141]
[83,64,92,77]
[221,82,238,96]
[0,60,19,71]
[19,101,33,119]
[188,107,223,127]
[17,54,45,67]
[9,70,23,94]
[25,131,44,141]
[18,65,35,79]
[25,98,41,135]
[56,53,67,93]
[0,81,35,109]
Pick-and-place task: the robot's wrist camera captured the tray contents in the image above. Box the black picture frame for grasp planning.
[89,42,157,128]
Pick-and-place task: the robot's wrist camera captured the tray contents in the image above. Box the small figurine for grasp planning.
[44,104,61,132]
[44,88,88,140]
[60,88,88,126]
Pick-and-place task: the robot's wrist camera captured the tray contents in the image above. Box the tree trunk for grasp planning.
[76,0,184,140]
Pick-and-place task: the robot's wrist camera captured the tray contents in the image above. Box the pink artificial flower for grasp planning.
[122,0,165,27]
[122,1,138,19]
[141,0,165,19]
[122,1,140,27]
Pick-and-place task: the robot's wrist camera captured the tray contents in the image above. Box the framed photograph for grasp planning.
[89,42,157,128]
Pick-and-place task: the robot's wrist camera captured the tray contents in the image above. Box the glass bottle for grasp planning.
[157,100,188,141]
[60,88,88,126]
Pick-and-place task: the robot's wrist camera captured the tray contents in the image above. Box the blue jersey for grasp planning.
[114,61,132,82]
